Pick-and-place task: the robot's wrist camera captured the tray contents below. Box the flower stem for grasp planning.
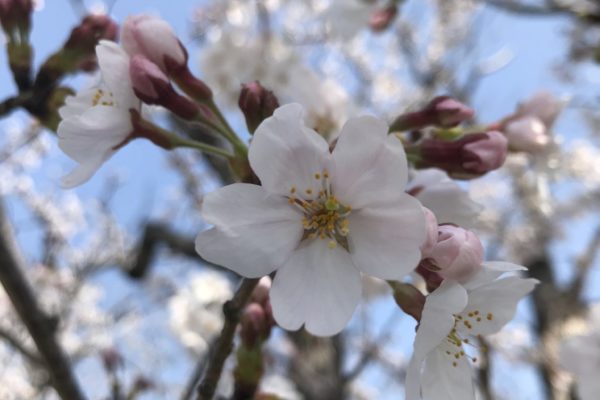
[171,136,234,159]
[196,278,259,400]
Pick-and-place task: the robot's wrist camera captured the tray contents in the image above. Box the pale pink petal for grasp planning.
[420,345,474,400]
[249,104,331,197]
[200,183,302,229]
[195,217,303,279]
[462,261,526,291]
[270,240,361,336]
[406,281,468,400]
[96,40,139,109]
[348,194,425,280]
[61,152,111,188]
[459,276,537,336]
[333,116,409,209]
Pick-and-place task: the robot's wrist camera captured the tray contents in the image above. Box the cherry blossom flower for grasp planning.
[406,262,537,400]
[57,40,139,188]
[408,168,482,228]
[168,272,233,355]
[196,103,426,336]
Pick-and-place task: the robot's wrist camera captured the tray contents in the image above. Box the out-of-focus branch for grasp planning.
[196,278,259,400]
[0,326,42,364]
[0,201,86,400]
[477,337,494,400]
[126,222,226,279]
[568,226,600,299]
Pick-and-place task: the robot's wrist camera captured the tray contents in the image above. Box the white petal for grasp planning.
[460,276,537,336]
[413,281,468,362]
[96,40,138,109]
[61,152,111,188]
[249,104,331,197]
[420,346,474,400]
[58,106,132,163]
[333,117,409,209]
[406,283,468,400]
[409,168,482,227]
[270,240,361,336]
[200,183,302,229]
[348,194,425,280]
[195,219,303,278]
[59,89,97,119]
[462,261,526,291]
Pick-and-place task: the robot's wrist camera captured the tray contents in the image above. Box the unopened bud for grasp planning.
[132,376,154,393]
[421,224,484,282]
[130,55,199,119]
[390,96,474,132]
[122,14,187,72]
[64,14,118,54]
[418,131,508,179]
[34,15,118,89]
[420,206,439,255]
[369,5,398,32]
[250,276,272,307]
[240,303,270,347]
[516,91,563,129]
[100,348,123,372]
[239,81,280,134]
[0,0,33,35]
[503,116,550,154]
[415,263,443,293]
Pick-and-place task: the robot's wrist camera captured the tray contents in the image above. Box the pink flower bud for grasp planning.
[419,131,508,179]
[421,225,484,282]
[240,303,270,347]
[122,15,187,73]
[129,55,199,119]
[428,96,475,128]
[420,206,439,255]
[503,116,550,154]
[517,91,563,129]
[64,15,118,53]
[239,81,280,134]
[250,276,272,306]
[390,96,474,132]
[0,0,32,34]
[369,5,398,32]
[462,130,508,174]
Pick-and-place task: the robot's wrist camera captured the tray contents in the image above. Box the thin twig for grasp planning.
[0,200,86,400]
[196,278,259,400]
[0,326,42,364]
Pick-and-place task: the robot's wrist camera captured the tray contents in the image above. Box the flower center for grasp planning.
[443,310,493,367]
[91,88,115,107]
[287,169,352,250]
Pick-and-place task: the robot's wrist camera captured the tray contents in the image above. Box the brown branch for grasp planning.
[196,278,259,400]
[126,222,226,279]
[0,201,86,400]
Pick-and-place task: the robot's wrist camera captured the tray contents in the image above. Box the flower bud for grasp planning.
[516,91,563,129]
[100,348,123,372]
[239,82,280,134]
[421,225,484,282]
[418,131,508,179]
[64,14,118,54]
[122,14,187,73]
[369,5,398,32]
[250,276,272,307]
[390,96,474,132]
[129,55,200,120]
[34,15,118,89]
[0,0,33,35]
[503,116,550,154]
[240,303,270,347]
[420,206,439,255]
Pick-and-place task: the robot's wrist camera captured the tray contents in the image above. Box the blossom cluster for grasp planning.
[51,11,545,400]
